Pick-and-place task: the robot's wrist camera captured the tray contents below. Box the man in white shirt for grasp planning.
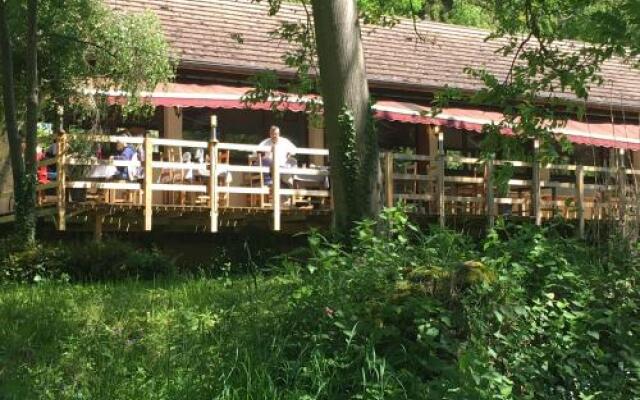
[257,125,297,168]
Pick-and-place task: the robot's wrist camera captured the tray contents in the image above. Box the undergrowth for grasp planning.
[0,208,638,399]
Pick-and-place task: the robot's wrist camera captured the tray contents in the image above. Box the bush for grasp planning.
[254,209,640,399]
[0,238,176,284]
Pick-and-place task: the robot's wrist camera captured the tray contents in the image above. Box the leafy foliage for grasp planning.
[3,0,174,117]
[1,210,638,399]
[0,238,176,283]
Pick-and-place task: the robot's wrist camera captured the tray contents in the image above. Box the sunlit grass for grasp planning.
[0,278,302,399]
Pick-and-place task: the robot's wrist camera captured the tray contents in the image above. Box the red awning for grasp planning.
[102,83,640,151]
[374,100,640,150]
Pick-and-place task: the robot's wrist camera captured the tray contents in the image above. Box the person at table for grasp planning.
[36,145,49,184]
[113,140,137,180]
[45,129,65,180]
[257,125,297,168]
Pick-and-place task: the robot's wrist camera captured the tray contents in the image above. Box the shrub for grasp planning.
[0,238,176,284]
[260,209,640,399]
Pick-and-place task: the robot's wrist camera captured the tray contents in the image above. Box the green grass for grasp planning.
[1,213,639,399]
[0,278,303,399]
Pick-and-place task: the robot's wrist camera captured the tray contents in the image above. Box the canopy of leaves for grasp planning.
[358,0,493,28]
[1,0,174,119]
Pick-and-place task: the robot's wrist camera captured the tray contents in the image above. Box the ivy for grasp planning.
[337,107,361,220]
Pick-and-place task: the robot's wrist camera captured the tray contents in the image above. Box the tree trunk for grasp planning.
[0,0,38,243]
[310,0,378,234]
[22,0,39,243]
[0,1,31,241]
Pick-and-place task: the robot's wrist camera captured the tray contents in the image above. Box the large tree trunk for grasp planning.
[22,0,39,243]
[0,0,38,243]
[310,0,378,234]
[0,1,23,182]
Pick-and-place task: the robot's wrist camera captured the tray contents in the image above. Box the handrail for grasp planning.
[67,133,144,144]
[151,138,208,148]
[20,135,640,235]
[66,158,141,167]
[383,150,639,232]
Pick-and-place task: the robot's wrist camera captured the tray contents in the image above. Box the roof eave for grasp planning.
[178,59,640,114]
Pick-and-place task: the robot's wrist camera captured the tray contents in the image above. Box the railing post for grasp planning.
[437,156,445,228]
[576,164,585,239]
[485,156,495,229]
[532,139,542,226]
[210,114,218,141]
[383,152,394,207]
[56,132,67,231]
[618,149,627,236]
[272,142,281,231]
[209,139,219,233]
[436,127,446,227]
[94,211,103,242]
[143,136,153,231]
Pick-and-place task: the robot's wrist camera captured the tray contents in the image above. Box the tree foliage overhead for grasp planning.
[358,0,493,28]
[4,0,175,114]
[0,0,174,244]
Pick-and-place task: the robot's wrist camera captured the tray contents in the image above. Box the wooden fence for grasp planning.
[32,133,331,232]
[382,149,640,237]
[9,133,637,235]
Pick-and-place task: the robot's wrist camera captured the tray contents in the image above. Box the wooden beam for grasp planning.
[383,152,394,207]
[210,114,218,141]
[618,149,627,236]
[56,133,67,231]
[209,139,219,233]
[272,142,281,231]
[437,148,447,228]
[143,136,153,231]
[532,139,542,225]
[576,164,585,239]
[94,211,103,242]
[485,157,495,229]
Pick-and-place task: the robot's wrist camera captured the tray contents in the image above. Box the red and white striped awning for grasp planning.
[101,83,640,151]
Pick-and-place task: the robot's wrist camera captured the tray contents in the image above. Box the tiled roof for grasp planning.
[109,0,640,111]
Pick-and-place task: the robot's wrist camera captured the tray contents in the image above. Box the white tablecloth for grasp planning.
[294,167,330,189]
[194,164,233,184]
[88,165,119,179]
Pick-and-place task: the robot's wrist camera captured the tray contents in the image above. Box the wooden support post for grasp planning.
[272,142,281,231]
[143,136,153,231]
[56,132,67,231]
[209,139,219,233]
[485,156,495,229]
[210,114,218,141]
[532,139,542,226]
[618,149,627,236]
[576,164,585,239]
[94,212,103,242]
[383,152,394,207]
[437,126,445,227]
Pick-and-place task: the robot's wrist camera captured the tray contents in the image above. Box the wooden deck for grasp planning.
[1,133,639,237]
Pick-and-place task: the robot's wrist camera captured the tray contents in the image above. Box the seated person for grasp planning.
[45,129,65,180]
[257,125,297,167]
[36,145,49,184]
[255,125,297,186]
[113,140,137,180]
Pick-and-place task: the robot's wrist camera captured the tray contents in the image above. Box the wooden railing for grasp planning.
[33,134,331,232]
[382,151,640,237]
[24,136,640,236]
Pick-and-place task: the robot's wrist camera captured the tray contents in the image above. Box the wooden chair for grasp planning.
[247,154,270,208]
[218,149,231,207]
[157,149,181,205]
[194,149,232,208]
